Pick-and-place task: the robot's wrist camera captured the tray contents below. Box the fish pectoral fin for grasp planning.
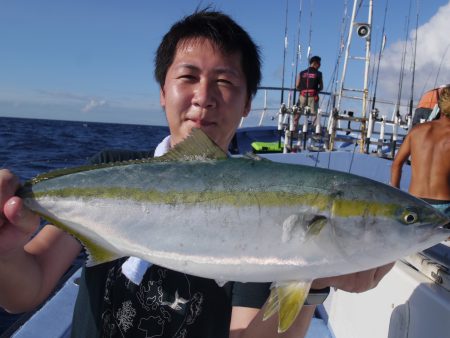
[305,215,328,238]
[263,281,312,333]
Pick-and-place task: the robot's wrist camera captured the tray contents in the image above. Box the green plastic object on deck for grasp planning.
[251,141,283,153]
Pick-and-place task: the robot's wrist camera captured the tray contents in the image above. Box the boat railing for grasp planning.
[244,87,410,157]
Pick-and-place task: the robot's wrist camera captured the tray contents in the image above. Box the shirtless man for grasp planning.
[391,86,450,216]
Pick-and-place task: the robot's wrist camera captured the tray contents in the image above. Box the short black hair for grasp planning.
[309,56,321,65]
[154,8,262,100]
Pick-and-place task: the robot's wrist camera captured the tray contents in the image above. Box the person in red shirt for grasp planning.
[293,56,323,131]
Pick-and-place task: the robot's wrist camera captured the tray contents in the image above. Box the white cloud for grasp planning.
[81,99,107,112]
[377,1,450,109]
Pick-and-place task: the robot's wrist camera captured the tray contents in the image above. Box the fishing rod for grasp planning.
[326,0,349,114]
[418,43,450,98]
[306,0,313,61]
[280,0,289,105]
[365,0,388,155]
[321,9,343,157]
[287,0,304,153]
[433,43,450,90]
[277,0,289,151]
[296,0,315,152]
[371,0,389,111]
[408,0,419,120]
[292,0,303,106]
[288,33,296,108]
[392,0,414,158]
[395,0,413,119]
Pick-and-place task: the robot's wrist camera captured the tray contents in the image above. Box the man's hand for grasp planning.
[311,263,395,293]
[0,169,40,255]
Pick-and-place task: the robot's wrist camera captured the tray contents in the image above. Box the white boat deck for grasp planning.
[10,268,81,338]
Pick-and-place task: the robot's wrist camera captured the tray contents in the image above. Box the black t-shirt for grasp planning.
[71,149,271,338]
[298,67,323,95]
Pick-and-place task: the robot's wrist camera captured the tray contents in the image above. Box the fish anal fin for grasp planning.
[82,236,123,267]
[276,281,312,333]
[263,284,279,321]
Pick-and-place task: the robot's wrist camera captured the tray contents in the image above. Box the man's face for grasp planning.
[160,38,251,151]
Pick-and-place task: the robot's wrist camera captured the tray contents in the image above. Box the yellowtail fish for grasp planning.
[18,128,450,332]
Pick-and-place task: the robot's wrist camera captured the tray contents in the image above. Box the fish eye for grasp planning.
[403,211,418,224]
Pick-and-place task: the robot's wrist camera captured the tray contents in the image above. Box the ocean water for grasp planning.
[1,117,169,181]
[0,116,169,334]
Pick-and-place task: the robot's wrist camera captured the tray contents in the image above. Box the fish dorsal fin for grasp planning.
[158,128,227,162]
[25,129,226,186]
[263,280,312,333]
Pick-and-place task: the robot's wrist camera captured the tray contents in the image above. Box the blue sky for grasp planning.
[1,0,449,126]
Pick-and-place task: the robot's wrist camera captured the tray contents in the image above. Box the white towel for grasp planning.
[121,135,171,285]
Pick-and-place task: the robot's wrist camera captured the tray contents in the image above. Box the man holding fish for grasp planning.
[2,8,444,338]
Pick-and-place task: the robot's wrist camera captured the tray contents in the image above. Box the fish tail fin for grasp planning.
[263,281,312,333]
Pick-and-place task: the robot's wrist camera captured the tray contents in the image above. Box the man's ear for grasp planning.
[160,88,166,108]
[243,99,252,118]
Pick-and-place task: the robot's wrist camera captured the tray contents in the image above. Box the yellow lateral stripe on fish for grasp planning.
[28,188,398,218]
[331,198,399,218]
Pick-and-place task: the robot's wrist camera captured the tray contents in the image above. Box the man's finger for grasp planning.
[4,197,40,234]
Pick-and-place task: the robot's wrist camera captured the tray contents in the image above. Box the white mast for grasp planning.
[333,0,373,152]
